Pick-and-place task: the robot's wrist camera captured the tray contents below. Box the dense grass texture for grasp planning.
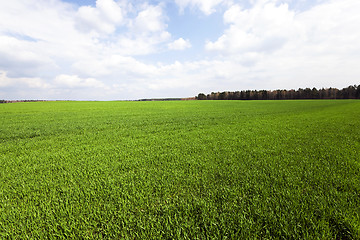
[0,100,359,239]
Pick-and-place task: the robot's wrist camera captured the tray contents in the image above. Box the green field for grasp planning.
[0,100,359,239]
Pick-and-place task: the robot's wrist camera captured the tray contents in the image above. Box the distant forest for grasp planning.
[196,85,360,100]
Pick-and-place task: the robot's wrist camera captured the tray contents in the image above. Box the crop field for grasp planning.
[0,100,359,239]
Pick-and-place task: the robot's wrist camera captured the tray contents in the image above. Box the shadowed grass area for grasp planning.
[0,100,359,239]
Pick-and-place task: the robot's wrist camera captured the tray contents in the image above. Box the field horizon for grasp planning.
[1,100,359,239]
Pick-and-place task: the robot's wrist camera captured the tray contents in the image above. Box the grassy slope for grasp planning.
[0,100,359,239]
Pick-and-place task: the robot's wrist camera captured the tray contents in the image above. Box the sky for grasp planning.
[0,0,360,100]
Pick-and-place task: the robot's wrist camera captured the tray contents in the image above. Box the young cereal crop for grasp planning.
[0,100,359,239]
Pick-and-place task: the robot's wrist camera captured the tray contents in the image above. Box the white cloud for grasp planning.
[53,74,107,89]
[0,36,58,78]
[1,0,360,100]
[77,6,115,34]
[208,0,360,56]
[168,38,192,50]
[204,0,360,88]
[76,0,124,34]
[175,0,229,15]
[0,0,176,99]
[206,2,295,53]
[132,4,166,33]
[0,70,50,89]
[103,3,171,56]
[97,0,124,24]
[72,55,158,79]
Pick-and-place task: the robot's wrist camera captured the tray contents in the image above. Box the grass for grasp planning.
[0,100,359,239]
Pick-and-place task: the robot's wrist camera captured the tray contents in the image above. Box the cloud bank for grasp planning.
[0,0,359,100]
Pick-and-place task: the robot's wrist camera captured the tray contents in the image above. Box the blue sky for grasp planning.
[1,0,360,100]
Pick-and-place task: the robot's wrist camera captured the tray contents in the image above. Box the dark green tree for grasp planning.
[197,93,207,100]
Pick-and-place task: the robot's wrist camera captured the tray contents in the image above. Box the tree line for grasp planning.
[0,100,50,103]
[196,85,360,100]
